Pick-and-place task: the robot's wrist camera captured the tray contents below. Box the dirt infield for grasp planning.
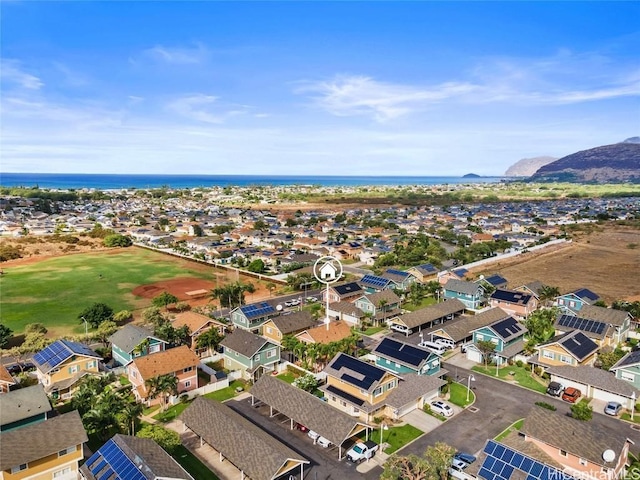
[472,225,640,303]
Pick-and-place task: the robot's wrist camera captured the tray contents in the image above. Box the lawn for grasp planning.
[495,418,524,441]
[472,365,548,394]
[171,445,219,480]
[154,402,190,423]
[276,372,298,384]
[0,248,212,335]
[203,380,247,402]
[448,381,475,407]
[381,424,424,454]
[362,326,386,335]
[403,296,437,312]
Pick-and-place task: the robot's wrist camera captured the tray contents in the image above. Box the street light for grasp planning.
[632,392,636,421]
[81,316,88,343]
[466,374,476,402]
[380,422,389,446]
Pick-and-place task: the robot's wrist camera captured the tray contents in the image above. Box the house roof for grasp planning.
[268,311,316,335]
[539,331,598,362]
[385,373,446,409]
[324,352,391,393]
[546,365,640,398]
[381,269,410,283]
[238,301,277,320]
[522,406,628,467]
[495,339,527,360]
[328,301,365,317]
[395,299,466,330]
[578,305,631,327]
[131,345,200,382]
[444,278,483,295]
[361,289,401,307]
[0,384,52,427]
[372,337,435,369]
[554,314,612,340]
[81,434,194,480]
[0,364,15,385]
[412,263,438,275]
[484,274,508,288]
[33,339,101,373]
[331,282,363,298]
[490,289,533,306]
[108,324,162,354]
[296,320,352,344]
[0,410,88,471]
[571,288,600,302]
[359,274,393,290]
[221,328,273,357]
[180,397,308,480]
[483,316,527,342]
[519,281,546,298]
[250,375,368,447]
[611,350,640,370]
[429,307,511,343]
[172,311,225,333]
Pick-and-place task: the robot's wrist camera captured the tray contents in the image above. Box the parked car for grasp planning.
[390,324,412,335]
[434,338,455,350]
[419,341,447,356]
[430,400,454,417]
[346,440,379,463]
[306,296,318,303]
[307,430,320,441]
[449,458,471,480]
[295,423,308,432]
[454,452,477,465]
[546,381,564,397]
[316,436,331,448]
[561,387,581,403]
[285,300,294,307]
[604,401,623,416]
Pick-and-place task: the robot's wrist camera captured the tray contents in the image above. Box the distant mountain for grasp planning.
[532,143,640,183]
[504,156,557,177]
[622,136,640,144]
[463,173,481,178]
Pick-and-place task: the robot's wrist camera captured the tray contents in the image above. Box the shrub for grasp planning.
[516,360,524,368]
[441,384,450,395]
[535,401,557,411]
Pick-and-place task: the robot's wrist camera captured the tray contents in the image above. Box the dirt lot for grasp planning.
[472,225,640,303]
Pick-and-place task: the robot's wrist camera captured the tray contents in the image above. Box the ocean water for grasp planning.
[0,173,504,190]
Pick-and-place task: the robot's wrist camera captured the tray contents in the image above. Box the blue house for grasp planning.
[109,324,168,367]
[372,338,442,376]
[381,269,417,291]
[467,316,527,365]
[442,279,486,309]
[230,301,279,334]
[354,290,402,326]
[610,350,640,391]
[555,288,600,314]
[359,274,395,293]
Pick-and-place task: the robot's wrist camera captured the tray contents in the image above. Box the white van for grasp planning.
[433,337,455,350]
[418,340,447,356]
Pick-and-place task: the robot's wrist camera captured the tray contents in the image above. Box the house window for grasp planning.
[131,370,137,379]
[374,387,382,397]
[54,467,72,478]
[579,458,588,466]
[542,350,554,359]
[559,355,572,364]
[68,365,79,374]
[558,299,565,305]
[331,396,336,402]
[235,351,239,356]
[395,362,401,368]
[86,360,96,369]
[353,407,360,414]
[476,334,484,340]
[149,344,161,353]
[386,359,391,364]
[185,380,191,388]
[254,355,260,361]
[341,400,347,407]
[183,366,193,373]
[58,446,76,457]
[266,350,276,358]
[621,371,635,382]
[560,450,567,457]
[11,464,27,474]
[51,367,60,374]
[569,301,576,308]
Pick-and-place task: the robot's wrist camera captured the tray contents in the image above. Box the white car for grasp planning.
[449,458,470,480]
[316,436,331,448]
[307,430,320,441]
[430,400,454,417]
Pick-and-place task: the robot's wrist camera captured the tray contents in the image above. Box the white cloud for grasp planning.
[0,59,43,90]
[166,94,251,124]
[143,42,208,64]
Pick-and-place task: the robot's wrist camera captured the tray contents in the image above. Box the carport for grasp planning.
[180,397,309,480]
[250,375,371,460]
[389,299,465,335]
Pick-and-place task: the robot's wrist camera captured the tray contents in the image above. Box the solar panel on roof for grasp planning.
[374,338,430,368]
[491,318,523,339]
[89,438,147,480]
[361,275,390,288]
[331,353,385,389]
[557,315,607,335]
[386,269,409,277]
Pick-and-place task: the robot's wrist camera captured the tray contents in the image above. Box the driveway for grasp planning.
[402,408,446,433]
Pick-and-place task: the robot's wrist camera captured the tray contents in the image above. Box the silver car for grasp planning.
[604,401,622,416]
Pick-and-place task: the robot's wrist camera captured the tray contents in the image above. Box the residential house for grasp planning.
[320,353,445,422]
[220,329,280,381]
[262,311,316,345]
[466,315,527,365]
[0,410,87,480]
[516,280,546,302]
[521,406,631,480]
[358,274,395,294]
[442,278,486,310]
[372,337,443,377]
[380,269,416,291]
[532,331,599,369]
[109,324,168,367]
[437,268,469,285]
[389,299,466,335]
[171,311,226,357]
[481,274,509,290]
[230,301,279,334]
[488,288,538,319]
[0,365,15,394]
[555,288,600,314]
[326,282,364,303]
[326,302,366,327]
[611,350,640,391]
[32,339,102,400]
[0,385,52,432]
[546,365,640,413]
[578,305,632,344]
[128,345,200,406]
[406,263,439,284]
[295,320,353,346]
[80,434,194,480]
[554,307,628,348]
[354,290,402,326]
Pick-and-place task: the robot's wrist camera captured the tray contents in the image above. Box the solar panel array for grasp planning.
[334,282,362,295]
[573,288,599,301]
[418,263,437,273]
[240,301,276,319]
[560,332,597,360]
[375,338,429,367]
[86,438,147,480]
[385,269,409,278]
[491,289,531,305]
[557,315,607,335]
[491,317,524,339]
[478,440,575,480]
[485,274,507,286]
[32,339,95,371]
[360,274,390,289]
[331,353,385,389]
[616,349,640,368]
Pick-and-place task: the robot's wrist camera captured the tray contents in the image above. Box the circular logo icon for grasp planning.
[313,256,343,285]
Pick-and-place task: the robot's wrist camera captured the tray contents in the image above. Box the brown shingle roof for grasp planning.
[221,328,272,357]
[546,365,640,398]
[172,311,225,333]
[269,311,316,335]
[131,345,199,381]
[579,305,631,326]
[0,384,52,426]
[296,320,353,344]
[396,299,466,330]
[0,410,88,470]
[428,307,510,343]
[250,375,368,446]
[522,406,628,467]
[180,397,308,480]
[0,364,15,386]
[385,373,445,410]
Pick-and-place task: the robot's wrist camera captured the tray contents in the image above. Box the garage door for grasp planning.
[549,376,586,395]
[592,388,629,406]
[466,348,483,363]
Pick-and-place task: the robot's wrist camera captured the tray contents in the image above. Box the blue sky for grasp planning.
[2,1,639,176]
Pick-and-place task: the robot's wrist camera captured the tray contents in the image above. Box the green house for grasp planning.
[467,316,527,365]
[611,350,640,391]
[372,337,442,376]
[108,324,167,367]
[221,329,280,382]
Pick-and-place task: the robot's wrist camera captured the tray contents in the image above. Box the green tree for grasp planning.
[24,323,47,335]
[119,402,144,436]
[476,340,497,370]
[103,234,133,247]
[20,332,52,353]
[570,401,593,421]
[210,281,255,308]
[137,424,181,453]
[524,308,558,353]
[152,292,179,311]
[293,374,319,392]
[95,320,118,345]
[142,306,166,327]
[539,285,560,307]
[247,259,266,274]
[381,442,455,480]
[146,374,178,412]
[196,328,224,354]
[596,345,626,371]
[113,310,133,323]
[0,324,13,348]
[79,302,114,328]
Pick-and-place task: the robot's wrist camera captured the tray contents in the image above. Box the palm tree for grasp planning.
[146,374,178,412]
[539,285,560,307]
[378,299,389,327]
[119,402,144,436]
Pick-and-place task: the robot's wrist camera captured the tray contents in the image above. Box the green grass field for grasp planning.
[1,248,213,336]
